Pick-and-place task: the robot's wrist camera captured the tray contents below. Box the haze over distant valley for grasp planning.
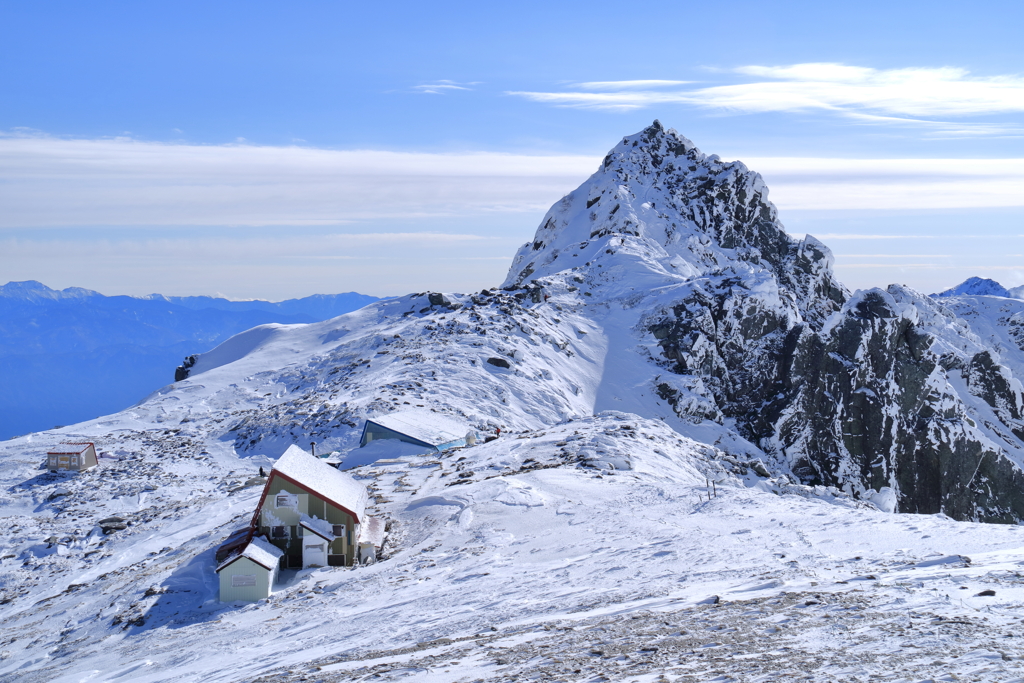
[0,281,378,440]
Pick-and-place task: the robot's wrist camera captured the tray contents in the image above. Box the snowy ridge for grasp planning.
[504,121,846,327]
[934,276,1024,300]
[0,280,378,440]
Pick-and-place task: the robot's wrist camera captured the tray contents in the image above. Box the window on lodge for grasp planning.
[271,526,289,539]
[275,493,294,508]
[332,524,345,538]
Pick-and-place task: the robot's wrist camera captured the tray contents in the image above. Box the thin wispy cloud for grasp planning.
[812,234,935,240]
[0,134,594,227]
[0,233,508,298]
[412,80,475,94]
[573,80,691,90]
[509,63,1024,134]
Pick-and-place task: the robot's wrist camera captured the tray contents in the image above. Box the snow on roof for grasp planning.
[367,408,470,447]
[358,517,386,548]
[272,445,368,522]
[216,535,283,572]
[299,515,336,542]
[47,442,94,455]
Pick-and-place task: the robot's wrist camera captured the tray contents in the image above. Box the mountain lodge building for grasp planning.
[252,444,369,568]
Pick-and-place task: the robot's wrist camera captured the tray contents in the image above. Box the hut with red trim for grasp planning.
[46,442,98,472]
[252,445,368,569]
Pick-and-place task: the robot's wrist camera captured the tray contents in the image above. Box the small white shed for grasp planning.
[216,535,284,602]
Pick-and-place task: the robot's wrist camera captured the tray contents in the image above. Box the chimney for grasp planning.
[310,441,316,457]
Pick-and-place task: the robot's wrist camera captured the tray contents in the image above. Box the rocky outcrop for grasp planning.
[641,243,1024,522]
[174,354,197,382]
[962,351,1024,441]
[510,121,1024,523]
[504,120,847,328]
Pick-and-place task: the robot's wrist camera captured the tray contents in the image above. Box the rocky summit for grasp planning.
[506,121,1024,522]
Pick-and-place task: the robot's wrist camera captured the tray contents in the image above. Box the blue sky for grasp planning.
[2,0,1023,299]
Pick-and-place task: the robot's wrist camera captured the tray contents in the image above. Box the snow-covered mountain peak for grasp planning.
[0,279,101,301]
[503,122,846,326]
[935,277,1013,299]
[934,276,1024,300]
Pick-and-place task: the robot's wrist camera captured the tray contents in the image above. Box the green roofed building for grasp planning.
[359,408,476,452]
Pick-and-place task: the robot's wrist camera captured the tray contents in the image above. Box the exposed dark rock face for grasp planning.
[647,256,1024,522]
[428,293,453,309]
[174,354,197,382]
[537,122,1024,523]
[962,351,1024,441]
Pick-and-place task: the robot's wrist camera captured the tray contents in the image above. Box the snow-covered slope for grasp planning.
[4,123,1024,681]
[935,294,1024,381]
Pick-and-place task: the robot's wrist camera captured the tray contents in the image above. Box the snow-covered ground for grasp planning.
[3,413,1024,682]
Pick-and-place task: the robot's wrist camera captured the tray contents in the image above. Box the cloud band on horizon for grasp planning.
[508,63,1024,136]
[2,134,1024,229]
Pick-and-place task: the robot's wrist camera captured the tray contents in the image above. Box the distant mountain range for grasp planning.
[933,276,1024,299]
[0,281,379,439]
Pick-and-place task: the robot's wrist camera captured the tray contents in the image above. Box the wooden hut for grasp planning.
[47,442,98,473]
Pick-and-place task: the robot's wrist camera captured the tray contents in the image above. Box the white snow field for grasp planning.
[3,123,1024,682]
[4,415,1024,682]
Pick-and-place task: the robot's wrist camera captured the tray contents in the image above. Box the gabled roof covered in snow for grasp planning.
[299,514,336,542]
[216,535,283,572]
[365,408,470,447]
[260,445,368,523]
[47,442,94,455]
